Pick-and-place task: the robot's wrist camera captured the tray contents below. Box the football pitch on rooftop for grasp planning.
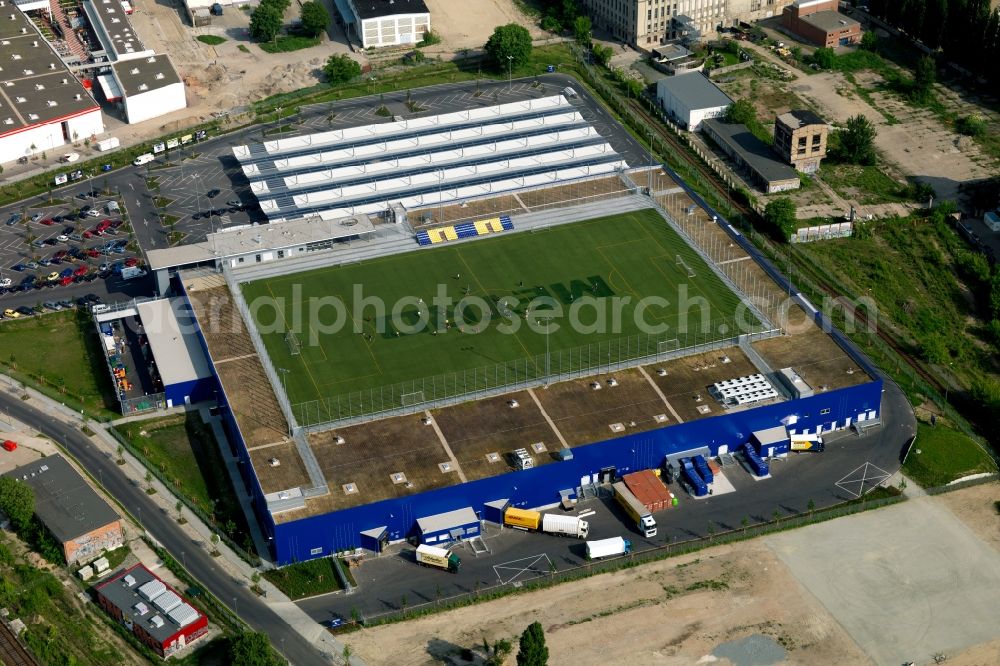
[241,208,758,422]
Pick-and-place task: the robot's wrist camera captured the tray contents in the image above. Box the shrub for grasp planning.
[323,54,361,84]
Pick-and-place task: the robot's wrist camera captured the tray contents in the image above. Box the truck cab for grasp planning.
[638,515,657,538]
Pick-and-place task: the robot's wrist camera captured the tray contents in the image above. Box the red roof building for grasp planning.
[95,564,208,658]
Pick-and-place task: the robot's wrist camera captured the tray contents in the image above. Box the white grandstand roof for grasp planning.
[232,95,627,223]
[135,298,213,387]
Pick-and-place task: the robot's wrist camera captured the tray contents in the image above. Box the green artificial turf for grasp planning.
[242,210,753,419]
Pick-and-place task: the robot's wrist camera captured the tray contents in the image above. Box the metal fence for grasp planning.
[222,265,299,432]
[295,322,780,429]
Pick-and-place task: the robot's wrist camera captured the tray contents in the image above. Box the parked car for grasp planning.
[46,271,59,282]
[59,276,74,286]
[207,188,221,198]
[57,300,73,309]
[0,278,10,288]
[73,265,88,277]
[43,238,59,246]
[86,249,101,258]
[25,261,39,270]
[85,293,101,303]
[16,306,34,316]
[6,213,22,226]
[39,258,52,267]
[3,309,19,319]
[11,264,27,272]
[63,226,75,235]
[59,268,73,279]
[56,234,69,242]
[30,213,42,222]
[124,257,138,267]
[43,301,61,311]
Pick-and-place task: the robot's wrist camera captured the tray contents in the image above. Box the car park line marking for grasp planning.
[835,461,891,499]
[493,553,552,586]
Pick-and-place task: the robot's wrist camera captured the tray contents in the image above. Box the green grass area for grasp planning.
[237,44,250,54]
[0,310,118,418]
[243,210,752,411]
[196,35,227,46]
[904,422,997,488]
[818,163,909,204]
[116,414,255,553]
[263,558,347,599]
[0,539,129,665]
[258,35,321,54]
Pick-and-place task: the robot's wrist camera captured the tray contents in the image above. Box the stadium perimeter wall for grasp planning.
[268,378,882,564]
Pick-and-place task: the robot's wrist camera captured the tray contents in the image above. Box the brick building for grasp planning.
[773,109,828,173]
[95,564,208,658]
[781,0,861,47]
[2,454,123,564]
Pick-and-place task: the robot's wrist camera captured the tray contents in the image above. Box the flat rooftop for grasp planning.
[352,0,428,20]
[96,564,203,645]
[802,10,861,33]
[84,0,149,60]
[777,109,826,130]
[657,74,733,110]
[269,332,870,522]
[135,298,213,387]
[111,54,182,97]
[0,7,98,137]
[2,454,120,542]
[703,119,799,184]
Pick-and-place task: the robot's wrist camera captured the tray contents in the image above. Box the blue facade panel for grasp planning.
[164,376,216,407]
[270,379,882,564]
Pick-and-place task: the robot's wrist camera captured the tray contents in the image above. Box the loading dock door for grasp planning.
[359,526,388,554]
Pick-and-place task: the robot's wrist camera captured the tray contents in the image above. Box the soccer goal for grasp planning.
[400,390,425,407]
[658,338,680,355]
[676,255,696,278]
[285,330,302,356]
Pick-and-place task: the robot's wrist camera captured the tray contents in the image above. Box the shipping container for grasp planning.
[623,469,672,512]
[741,442,769,476]
[503,507,541,530]
[693,455,714,485]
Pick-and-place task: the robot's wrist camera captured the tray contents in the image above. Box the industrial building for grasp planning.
[773,109,828,173]
[83,0,187,124]
[94,298,216,413]
[95,564,209,658]
[701,118,800,193]
[656,74,733,130]
[335,0,431,49]
[0,3,104,165]
[2,454,123,564]
[581,0,794,48]
[781,0,861,47]
[231,95,627,223]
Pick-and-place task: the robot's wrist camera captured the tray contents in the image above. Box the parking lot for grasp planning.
[0,193,150,316]
[299,380,912,624]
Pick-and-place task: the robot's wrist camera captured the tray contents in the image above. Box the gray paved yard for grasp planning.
[766,496,1000,665]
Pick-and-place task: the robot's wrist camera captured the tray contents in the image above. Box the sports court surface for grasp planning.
[242,209,753,409]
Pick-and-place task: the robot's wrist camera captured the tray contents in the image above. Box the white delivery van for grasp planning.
[133,153,154,166]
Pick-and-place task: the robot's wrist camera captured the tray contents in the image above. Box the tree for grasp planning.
[838,114,878,165]
[810,47,836,69]
[763,198,797,241]
[0,477,34,531]
[229,631,283,666]
[593,43,614,66]
[249,2,282,43]
[299,1,329,37]
[572,15,592,45]
[484,23,533,70]
[210,532,221,555]
[920,0,948,49]
[517,621,548,666]
[323,54,360,84]
[725,98,757,125]
[911,55,936,101]
[860,30,879,52]
[540,15,560,32]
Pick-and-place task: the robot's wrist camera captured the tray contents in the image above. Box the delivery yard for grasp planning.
[298,383,911,624]
[339,483,1000,665]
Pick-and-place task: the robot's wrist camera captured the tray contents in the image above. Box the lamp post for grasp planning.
[277,367,291,436]
[507,55,513,91]
[536,315,553,386]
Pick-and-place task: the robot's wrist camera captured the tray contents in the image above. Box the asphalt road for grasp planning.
[0,389,330,666]
[301,376,915,623]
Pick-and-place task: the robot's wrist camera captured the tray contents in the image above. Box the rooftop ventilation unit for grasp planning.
[342,482,357,494]
[268,457,280,467]
[123,574,136,587]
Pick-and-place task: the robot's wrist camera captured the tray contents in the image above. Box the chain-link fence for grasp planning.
[295,322,779,429]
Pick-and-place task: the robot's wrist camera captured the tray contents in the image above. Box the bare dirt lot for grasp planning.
[344,539,867,665]
[343,485,1000,665]
[421,0,542,52]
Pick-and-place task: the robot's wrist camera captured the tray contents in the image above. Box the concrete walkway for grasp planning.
[0,374,359,664]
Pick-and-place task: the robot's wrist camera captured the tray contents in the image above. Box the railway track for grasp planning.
[617,91,946,398]
[0,621,38,666]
